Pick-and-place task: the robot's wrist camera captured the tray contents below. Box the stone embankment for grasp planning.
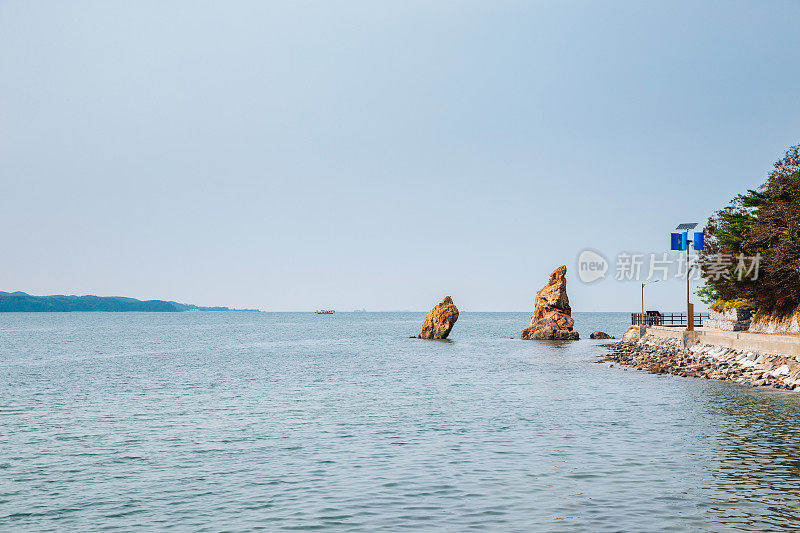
[602,334,800,390]
[705,308,753,331]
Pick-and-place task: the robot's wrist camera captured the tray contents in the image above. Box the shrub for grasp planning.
[710,298,753,313]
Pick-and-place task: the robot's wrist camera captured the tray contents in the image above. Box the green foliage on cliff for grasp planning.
[701,144,800,314]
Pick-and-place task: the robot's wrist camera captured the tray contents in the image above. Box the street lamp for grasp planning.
[641,279,659,327]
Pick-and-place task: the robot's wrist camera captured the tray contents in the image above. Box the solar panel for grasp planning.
[675,222,698,230]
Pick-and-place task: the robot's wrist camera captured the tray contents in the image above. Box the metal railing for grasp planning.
[631,312,708,327]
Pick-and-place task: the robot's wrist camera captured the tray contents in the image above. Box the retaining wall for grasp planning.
[645,326,800,357]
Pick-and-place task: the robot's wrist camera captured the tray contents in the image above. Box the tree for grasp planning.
[700,144,800,314]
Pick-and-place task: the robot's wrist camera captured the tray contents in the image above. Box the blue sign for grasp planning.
[694,232,704,250]
[671,233,686,251]
[670,233,680,250]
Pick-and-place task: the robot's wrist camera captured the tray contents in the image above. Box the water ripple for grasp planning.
[2,312,800,531]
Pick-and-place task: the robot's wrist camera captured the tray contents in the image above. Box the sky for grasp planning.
[1,1,799,312]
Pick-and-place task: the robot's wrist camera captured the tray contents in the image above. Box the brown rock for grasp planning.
[621,325,640,343]
[417,296,459,339]
[590,331,614,339]
[521,266,580,340]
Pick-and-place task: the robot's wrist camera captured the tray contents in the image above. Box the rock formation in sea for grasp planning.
[417,296,459,339]
[590,331,614,339]
[520,266,579,340]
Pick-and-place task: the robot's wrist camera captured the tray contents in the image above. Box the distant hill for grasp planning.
[0,291,253,312]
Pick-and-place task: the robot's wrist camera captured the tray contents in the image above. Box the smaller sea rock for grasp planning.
[590,331,614,339]
[417,296,459,339]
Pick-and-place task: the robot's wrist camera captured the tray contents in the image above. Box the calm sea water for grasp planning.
[3,311,800,531]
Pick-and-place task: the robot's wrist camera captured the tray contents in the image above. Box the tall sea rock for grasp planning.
[521,266,580,340]
[418,296,459,339]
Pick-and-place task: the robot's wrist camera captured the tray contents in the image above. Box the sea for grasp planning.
[3,311,800,531]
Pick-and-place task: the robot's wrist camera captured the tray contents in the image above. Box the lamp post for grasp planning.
[641,279,659,327]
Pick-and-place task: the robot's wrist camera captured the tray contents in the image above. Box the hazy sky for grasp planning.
[2,1,799,311]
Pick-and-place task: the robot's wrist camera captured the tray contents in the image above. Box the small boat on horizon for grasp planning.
[315,309,335,314]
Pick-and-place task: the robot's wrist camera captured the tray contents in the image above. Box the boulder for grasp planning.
[417,296,459,339]
[521,266,580,340]
[621,325,640,343]
[590,331,614,339]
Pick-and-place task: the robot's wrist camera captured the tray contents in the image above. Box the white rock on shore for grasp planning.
[602,334,800,390]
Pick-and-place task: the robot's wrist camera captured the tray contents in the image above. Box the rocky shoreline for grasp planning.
[601,334,800,390]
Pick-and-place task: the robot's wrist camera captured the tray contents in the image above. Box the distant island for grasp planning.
[0,291,257,313]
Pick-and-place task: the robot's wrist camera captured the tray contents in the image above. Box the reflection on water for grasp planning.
[1,311,800,531]
[701,387,800,530]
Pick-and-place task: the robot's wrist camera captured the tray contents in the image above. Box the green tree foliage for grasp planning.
[700,144,800,314]
[696,283,720,305]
